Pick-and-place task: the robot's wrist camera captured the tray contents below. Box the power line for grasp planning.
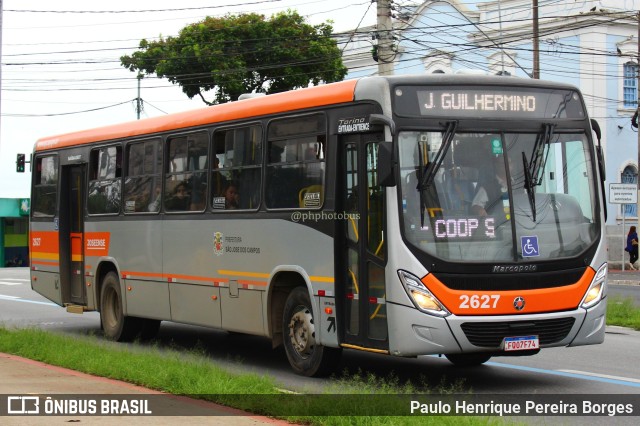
[2,100,135,117]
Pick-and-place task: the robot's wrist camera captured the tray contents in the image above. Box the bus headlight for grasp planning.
[398,270,450,317]
[580,263,607,309]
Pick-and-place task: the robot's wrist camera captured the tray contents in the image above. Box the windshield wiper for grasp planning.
[417,121,458,227]
[522,123,555,221]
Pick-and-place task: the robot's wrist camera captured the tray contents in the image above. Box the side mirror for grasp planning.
[590,118,601,143]
[370,114,397,187]
[377,141,396,187]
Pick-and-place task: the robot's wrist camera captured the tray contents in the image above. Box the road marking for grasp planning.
[0,294,58,307]
[558,369,640,385]
[0,281,23,286]
[485,361,640,388]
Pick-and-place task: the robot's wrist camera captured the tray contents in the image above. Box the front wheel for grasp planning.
[282,287,341,377]
[445,353,492,367]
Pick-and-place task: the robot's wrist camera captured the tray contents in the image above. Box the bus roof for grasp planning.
[35,79,359,152]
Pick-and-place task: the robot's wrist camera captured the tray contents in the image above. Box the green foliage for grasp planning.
[0,328,497,425]
[121,11,347,104]
[606,296,640,330]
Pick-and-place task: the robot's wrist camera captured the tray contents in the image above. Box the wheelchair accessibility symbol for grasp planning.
[521,236,540,257]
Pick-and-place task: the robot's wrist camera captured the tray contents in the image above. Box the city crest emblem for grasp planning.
[213,232,224,256]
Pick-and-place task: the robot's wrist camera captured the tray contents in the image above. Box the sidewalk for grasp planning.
[0,353,290,425]
[608,268,640,286]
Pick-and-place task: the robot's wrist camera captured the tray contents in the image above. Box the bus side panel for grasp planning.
[170,283,222,328]
[31,271,63,306]
[220,289,264,334]
[123,279,170,320]
[30,228,63,305]
[87,219,168,319]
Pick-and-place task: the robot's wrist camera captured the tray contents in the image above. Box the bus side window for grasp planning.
[124,139,161,213]
[165,132,208,212]
[32,155,59,217]
[88,145,122,215]
[212,125,262,211]
[266,114,326,209]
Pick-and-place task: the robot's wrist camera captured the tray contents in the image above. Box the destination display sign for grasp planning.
[395,86,586,119]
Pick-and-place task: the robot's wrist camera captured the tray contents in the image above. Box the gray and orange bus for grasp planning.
[29,74,607,376]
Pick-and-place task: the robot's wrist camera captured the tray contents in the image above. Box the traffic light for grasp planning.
[16,154,25,173]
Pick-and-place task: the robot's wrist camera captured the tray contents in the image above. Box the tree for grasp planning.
[121,11,347,105]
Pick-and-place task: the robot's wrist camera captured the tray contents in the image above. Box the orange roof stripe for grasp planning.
[35,79,359,152]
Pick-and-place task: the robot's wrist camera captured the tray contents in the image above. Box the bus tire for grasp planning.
[283,286,341,377]
[445,353,492,367]
[100,272,141,342]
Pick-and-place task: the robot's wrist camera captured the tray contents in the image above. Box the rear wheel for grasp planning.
[283,287,341,377]
[100,272,142,341]
[445,353,492,367]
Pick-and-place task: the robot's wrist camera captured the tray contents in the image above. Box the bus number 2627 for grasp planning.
[459,294,500,309]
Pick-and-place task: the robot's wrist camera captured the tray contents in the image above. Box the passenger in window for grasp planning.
[148,183,161,212]
[223,181,240,209]
[166,181,190,211]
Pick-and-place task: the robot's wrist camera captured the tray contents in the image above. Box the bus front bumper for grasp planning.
[386,297,606,357]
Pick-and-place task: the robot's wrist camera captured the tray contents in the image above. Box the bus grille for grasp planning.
[460,317,576,347]
[434,268,585,291]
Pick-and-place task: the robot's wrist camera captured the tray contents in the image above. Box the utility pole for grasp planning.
[622,11,640,246]
[376,0,394,76]
[136,73,143,120]
[532,0,540,78]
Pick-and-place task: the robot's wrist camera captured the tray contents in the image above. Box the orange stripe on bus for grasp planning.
[121,271,229,285]
[422,267,596,316]
[31,260,59,266]
[218,270,270,279]
[309,276,335,283]
[35,80,358,151]
[238,280,268,287]
[121,271,165,279]
[31,252,59,260]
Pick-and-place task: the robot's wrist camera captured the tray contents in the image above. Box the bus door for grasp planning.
[337,133,388,352]
[59,164,87,306]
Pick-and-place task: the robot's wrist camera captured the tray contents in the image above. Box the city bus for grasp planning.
[29,74,608,376]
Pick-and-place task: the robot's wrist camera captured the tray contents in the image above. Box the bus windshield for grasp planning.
[399,130,599,262]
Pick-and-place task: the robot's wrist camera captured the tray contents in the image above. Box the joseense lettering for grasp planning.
[87,239,106,248]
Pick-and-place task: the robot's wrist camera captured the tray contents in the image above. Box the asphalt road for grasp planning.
[1,267,639,423]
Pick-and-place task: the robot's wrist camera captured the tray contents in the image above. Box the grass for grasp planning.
[0,327,497,425]
[606,295,640,331]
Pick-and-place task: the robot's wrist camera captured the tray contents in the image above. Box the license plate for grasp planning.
[503,335,539,352]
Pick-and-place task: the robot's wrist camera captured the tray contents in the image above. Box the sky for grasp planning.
[0,0,386,198]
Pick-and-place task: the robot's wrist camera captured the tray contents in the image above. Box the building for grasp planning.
[339,0,640,267]
[0,198,30,267]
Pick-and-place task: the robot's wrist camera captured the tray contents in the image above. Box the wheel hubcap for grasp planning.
[288,306,315,358]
